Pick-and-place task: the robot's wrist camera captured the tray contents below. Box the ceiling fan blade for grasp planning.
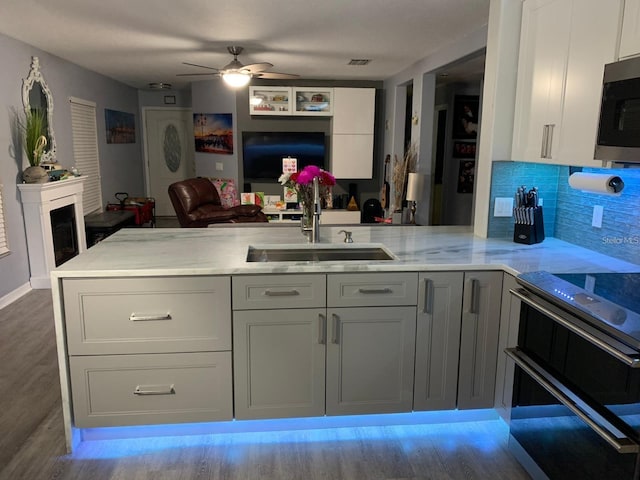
[182,62,220,72]
[241,62,274,74]
[176,72,220,77]
[256,72,300,79]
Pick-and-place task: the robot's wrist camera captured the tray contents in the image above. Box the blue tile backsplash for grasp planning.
[489,162,639,266]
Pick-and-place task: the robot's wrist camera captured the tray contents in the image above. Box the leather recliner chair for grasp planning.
[168,177,268,227]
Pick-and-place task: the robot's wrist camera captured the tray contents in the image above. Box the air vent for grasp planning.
[348,59,371,66]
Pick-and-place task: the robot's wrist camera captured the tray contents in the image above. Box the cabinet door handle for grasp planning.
[130,313,172,321]
[540,124,548,158]
[331,313,339,344]
[423,278,433,314]
[358,287,392,294]
[134,384,176,395]
[464,278,479,314]
[263,289,300,297]
[318,313,326,345]
[546,123,555,158]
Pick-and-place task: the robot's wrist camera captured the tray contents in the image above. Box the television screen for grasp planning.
[242,131,326,181]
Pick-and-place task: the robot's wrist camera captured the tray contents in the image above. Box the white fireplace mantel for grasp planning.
[18,176,87,289]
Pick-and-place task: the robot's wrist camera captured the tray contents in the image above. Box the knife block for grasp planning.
[513,207,545,245]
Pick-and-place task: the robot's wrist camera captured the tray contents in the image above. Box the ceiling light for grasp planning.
[222,71,251,88]
[148,82,172,90]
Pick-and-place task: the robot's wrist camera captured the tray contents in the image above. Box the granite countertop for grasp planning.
[52,225,640,279]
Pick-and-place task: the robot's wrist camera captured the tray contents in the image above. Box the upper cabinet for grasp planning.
[249,87,292,115]
[620,0,640,60]
[331,87,376,179]
[511,0,622,166]
[293,87,333,115]
[249,86,333,116]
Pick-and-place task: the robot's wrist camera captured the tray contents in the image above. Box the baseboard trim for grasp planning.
[0,283,32,310]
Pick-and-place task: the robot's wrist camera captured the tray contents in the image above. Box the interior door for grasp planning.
[144,108,195,217]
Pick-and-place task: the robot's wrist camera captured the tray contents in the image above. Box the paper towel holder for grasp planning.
[568,172,625,195]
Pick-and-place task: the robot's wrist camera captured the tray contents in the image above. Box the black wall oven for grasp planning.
[507,272,640,480]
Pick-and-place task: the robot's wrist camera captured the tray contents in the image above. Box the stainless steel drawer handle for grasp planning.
[423,278,433,314]
[358,287,392,294]
[129,313,172,321]
[134,384,176,396]
[331,313,339,344]
[263,289,300,297]
[510,288,640,368]
[506,347,639,454]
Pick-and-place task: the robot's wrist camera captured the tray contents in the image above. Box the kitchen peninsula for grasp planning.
[52,225,640,452]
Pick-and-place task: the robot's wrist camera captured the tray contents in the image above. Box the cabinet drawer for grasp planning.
[63,276,231,355]
[327,273,418,307]
[70,352,232,428]
[232,274,326,310]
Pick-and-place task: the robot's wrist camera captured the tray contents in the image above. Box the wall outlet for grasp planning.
[494,197,514,217]
[592,205,603,228]
[215,162,224,171]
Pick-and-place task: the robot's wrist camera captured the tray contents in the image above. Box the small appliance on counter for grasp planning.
[513,186,544,245]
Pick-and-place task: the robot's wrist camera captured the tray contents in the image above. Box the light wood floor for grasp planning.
[0,289,530,480]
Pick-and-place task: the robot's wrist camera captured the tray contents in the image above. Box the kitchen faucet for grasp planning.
[301,176,321,243]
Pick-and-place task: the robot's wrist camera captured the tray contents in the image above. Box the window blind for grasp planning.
[70,97,102,214]
[0,184,9,257]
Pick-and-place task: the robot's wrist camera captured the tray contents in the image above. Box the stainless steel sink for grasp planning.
[246,245,395,262]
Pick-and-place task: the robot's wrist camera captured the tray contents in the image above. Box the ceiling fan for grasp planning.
[178,46,299,87]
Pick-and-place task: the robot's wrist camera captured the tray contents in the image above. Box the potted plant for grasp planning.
[19,108,49,183]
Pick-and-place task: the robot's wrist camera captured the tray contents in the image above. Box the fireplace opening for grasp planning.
[50,204,78,266]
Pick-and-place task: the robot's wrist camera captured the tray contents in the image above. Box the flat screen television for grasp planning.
[242,131,326,181]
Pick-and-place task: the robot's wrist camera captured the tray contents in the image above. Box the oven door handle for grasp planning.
[510,288,640,368]
[506,347,640,454]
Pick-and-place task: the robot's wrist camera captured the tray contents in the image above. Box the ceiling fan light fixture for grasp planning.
[222,71,251,87]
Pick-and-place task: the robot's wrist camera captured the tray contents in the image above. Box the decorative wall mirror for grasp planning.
[22,56,57,163]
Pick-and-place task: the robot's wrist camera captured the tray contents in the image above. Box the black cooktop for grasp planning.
[517,271,640,349]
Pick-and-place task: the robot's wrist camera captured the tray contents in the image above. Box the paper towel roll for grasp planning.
[568,172,624,195]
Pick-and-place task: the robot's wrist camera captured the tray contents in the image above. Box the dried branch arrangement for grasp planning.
[390,143,417,212]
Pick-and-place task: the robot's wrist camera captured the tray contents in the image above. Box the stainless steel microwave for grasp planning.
[595,56,640,163]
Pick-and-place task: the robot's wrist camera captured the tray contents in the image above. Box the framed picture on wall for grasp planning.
[193,113,233,154]
[452,95,479,139]
[452,141,477,159]
[105,109,135,144]
[457,160,475,193]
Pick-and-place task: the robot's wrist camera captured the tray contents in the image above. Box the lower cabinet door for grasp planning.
[70,351,233,427]
[414,272,464,411]
[457,271,503,409]
[326,306,416,415]
[233,308,326,419]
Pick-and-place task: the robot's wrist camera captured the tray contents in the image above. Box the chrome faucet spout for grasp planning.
[311,176,321,243]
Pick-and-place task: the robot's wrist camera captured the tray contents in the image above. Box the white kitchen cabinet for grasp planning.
[233,308,326,419]
[325,306,417,416]
[457,271,503,410]
[512,0,621,166]
[413,272,464,411]
[620,0,640,60]
[293,87,333,115]
[494,273,521,420]
[249,87,292,115]
[331,87,375,179]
